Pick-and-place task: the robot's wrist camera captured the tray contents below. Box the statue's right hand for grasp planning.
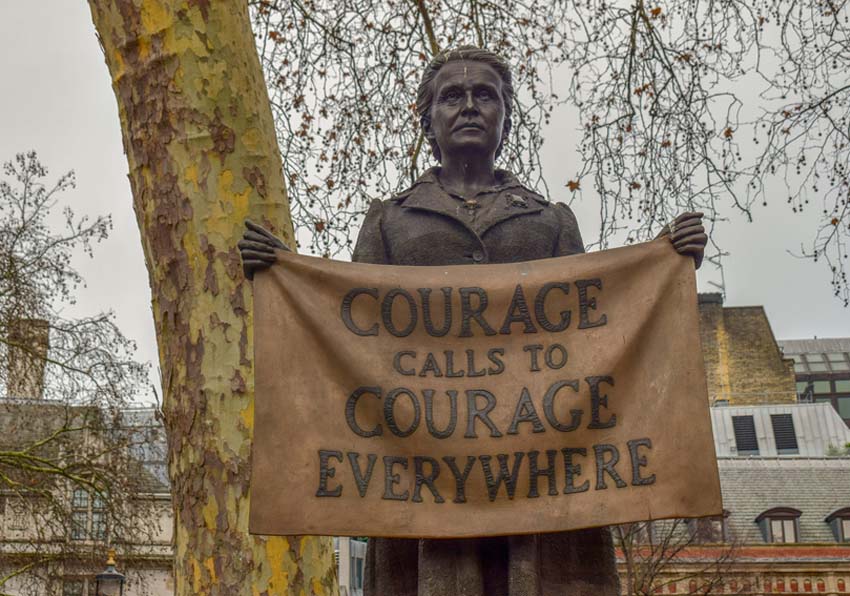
[239,219,290,280]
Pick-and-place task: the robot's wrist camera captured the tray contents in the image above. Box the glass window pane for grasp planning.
[91,494,105,510]
[826,352,847,361]
[806,354,825,362]
[816,397,833,403]
[838,397,850,418]
[842,519,850,542]
[797,382,809,393]
[813,381,832,393]
[783,519,796,542]
[771,519,784,542]
[351,555,364,589]
[835,380,850,392]
[809,363,829,372]
[831,361,850,371]
[711,519,724,542]
[71,511,89,540]
[794,362,808,373]
[91,512,107,540]
[72,489,88,509]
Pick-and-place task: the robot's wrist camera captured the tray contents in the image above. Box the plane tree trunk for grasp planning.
[87,1,337,593]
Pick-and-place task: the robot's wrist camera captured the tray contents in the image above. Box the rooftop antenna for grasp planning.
[705,249,730,302]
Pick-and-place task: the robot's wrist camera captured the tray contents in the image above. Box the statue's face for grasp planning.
[428,61,505,162]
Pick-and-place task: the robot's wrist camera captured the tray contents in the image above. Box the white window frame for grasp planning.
[769,518,797,543]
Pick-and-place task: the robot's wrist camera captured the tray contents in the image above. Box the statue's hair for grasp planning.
[417,46,514,162]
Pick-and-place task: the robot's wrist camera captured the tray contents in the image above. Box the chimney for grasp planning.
[698,292,724,305]
[7,318,50,399]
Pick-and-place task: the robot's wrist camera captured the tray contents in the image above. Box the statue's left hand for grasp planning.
[239,220,290,280]
[655,212,707,269]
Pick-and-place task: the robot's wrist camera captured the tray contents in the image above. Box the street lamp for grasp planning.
[95,549,125,596]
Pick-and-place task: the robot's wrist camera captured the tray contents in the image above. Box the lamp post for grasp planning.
[94,549,125,596]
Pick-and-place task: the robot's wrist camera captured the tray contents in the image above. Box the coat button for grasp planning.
[472,250,485,263]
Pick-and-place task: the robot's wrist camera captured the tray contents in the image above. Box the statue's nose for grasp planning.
[463,91,477,112]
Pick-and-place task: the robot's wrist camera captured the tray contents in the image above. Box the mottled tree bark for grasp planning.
[87,2,337,594]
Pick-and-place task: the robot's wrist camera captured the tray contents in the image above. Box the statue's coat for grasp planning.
[353,167,620,596]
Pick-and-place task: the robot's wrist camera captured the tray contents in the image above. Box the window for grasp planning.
[618,521,657,544]
[350,555,363,591]
[71,489,106,541]
[771,414,799,455]
[813,380,832,393]
[770,518,796,542]
[838,397,850,419]
[688,513,727,543]
[349,538,367,595]
[797,382,814,402]
[732,415,759,455]
[7,498,28,533]
[827,353,850,372]
[756,508,801,543]
[825,508,850,542]
[801,380,850,424]
[62,579,95,596]
[805,354,829,372]
[791,351,850,373]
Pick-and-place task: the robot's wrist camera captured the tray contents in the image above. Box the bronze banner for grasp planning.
[249,240,721,538]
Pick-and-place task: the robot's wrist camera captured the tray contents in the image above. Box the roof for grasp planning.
[0,399,169,494]
[777,338,850,374]
[117,407,169,491]
[718,457,850,543]
[779,338,850,355]
[711,403,850,457]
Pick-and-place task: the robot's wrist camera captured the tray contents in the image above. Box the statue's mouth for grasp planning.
[455,123,484,131]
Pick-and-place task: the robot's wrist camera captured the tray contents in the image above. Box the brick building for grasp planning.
[615,296,850,595]
[698,294,797,406]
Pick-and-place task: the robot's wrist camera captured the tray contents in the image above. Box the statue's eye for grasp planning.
[477,89,493,100]
[442,90,461,102]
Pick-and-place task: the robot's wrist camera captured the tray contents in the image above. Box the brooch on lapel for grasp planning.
[506,193,528,209]
[461,198,480,216]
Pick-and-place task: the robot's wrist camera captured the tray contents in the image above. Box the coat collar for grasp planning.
[393,167,547,236]
[396,167,546,199]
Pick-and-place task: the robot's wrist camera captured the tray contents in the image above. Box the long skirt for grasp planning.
[363,528,620,596]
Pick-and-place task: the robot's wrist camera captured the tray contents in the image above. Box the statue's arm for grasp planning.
[352,200,389,264]
[554,202,586,257]
[239,220,290,280]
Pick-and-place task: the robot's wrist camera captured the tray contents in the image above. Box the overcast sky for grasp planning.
[1,3,847,403]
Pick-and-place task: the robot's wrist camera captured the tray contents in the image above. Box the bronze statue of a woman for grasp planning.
[240,46,707,596]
